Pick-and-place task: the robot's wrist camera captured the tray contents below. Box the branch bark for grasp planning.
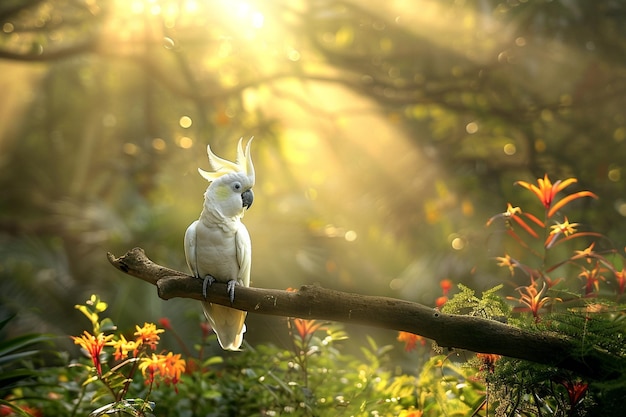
[108,247,621,380]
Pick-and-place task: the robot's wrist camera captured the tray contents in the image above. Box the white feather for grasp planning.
[185,140,254,351]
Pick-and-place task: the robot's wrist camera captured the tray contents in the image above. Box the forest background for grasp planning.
[0,1,625,414]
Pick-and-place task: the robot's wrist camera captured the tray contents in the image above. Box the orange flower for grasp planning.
[161,352,186,384]
[139,352,186,389]
[109,334,142,361]
[507,281,561,322]
[579,262,606,296]
[476,353,501,373]
[291,318,324,340]
[439,279,453,295]
[134,323,164,350]
[515,174,597,218]
[435,296,448,308]
[397,331,426,352]
[571,242,597,263]
[71,331,114,376]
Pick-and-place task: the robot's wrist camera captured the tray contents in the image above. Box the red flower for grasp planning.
[158,317,172,330]
[556,378,588,408]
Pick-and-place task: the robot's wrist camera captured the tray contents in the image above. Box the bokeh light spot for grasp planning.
[123,142,138,155]
[177,136,193,149]
[541,109,553,122]
[608,168,621,182]
[179,116,192,128]
[451,237,465,250]
[152,138,166,151]
[465,122,478,134]
[344,230,357,242]
[503,143,516,155]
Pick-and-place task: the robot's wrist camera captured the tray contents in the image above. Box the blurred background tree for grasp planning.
[0,0,624,353]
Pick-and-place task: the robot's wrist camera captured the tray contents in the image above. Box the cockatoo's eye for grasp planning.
[232,182,242,192]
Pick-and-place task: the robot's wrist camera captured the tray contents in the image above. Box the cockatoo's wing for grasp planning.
[184,220,199,278]
[235,223,252,287]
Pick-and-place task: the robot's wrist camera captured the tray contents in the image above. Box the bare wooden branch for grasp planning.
[108,247,622,380]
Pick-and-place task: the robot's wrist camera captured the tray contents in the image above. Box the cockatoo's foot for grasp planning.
[202,275,216,300]
[226,279,238,304]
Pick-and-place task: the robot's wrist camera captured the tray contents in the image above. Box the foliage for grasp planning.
[474,174,626,416]
[1,294,484,417]
[2,175,626,416]
[0,315,56,417]
[1,294,187,417]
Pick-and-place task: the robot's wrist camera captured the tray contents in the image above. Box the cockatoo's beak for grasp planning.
[242,189,254,210]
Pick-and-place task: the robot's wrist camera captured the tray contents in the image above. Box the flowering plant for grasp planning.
[71,295,185,417]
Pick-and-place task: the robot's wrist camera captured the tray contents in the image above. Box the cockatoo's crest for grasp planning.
[198,137,255,184]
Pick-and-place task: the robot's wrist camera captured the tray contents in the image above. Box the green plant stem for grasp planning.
[119,355,141,401]
[70,382,87,417]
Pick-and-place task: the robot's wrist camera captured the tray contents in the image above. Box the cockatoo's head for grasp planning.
[199,138,255,219]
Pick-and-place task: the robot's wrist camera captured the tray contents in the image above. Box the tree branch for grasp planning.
[108,247,621,380]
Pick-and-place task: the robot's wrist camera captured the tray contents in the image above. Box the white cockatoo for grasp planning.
[184,137,255,351]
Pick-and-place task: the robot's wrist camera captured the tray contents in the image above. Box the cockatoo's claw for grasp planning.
[226,279,238,304]
[202,275,216,300]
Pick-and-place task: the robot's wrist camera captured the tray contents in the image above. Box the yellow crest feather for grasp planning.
[198,137,255,183]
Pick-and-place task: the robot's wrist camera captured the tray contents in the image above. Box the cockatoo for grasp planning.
[184,138,254,351]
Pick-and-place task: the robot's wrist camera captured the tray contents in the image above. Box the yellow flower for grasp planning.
[134,323,164,350]
[71,331,113,376]
[546,217,579,247]
[549,217,579,237]
[495,254,517,276]
[109,334,142,361]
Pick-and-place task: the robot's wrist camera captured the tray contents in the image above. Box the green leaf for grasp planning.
[0,400,34,417]
[0,333,54,358]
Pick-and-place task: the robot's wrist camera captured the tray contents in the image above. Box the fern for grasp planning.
[442,283,510,321]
